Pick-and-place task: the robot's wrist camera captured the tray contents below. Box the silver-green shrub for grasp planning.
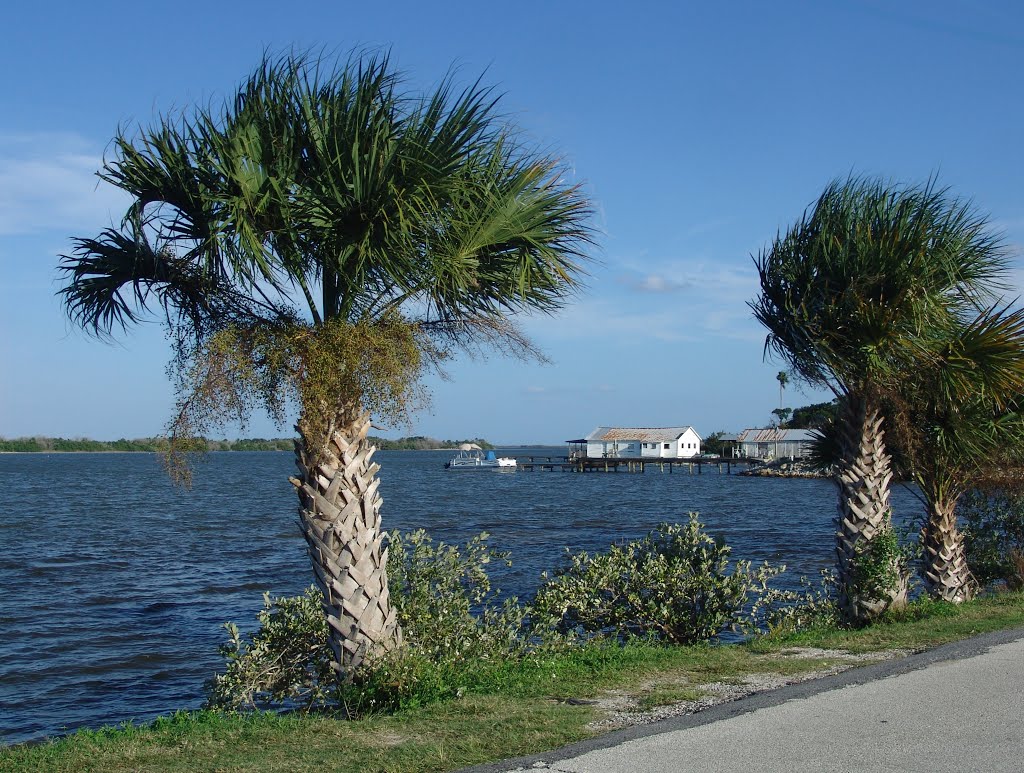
[205,529,530,712]
[386,529,530,664]
[206,518,812,713]
[751,569,840,634]
[531,514,782,644]
[205,587,333,710]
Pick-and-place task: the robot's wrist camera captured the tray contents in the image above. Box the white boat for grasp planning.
[445,450,517,470]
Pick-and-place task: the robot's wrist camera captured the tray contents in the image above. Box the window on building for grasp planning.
[664,443,670,449]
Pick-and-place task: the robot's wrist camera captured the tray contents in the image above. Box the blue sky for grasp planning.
[3,0,1024,445]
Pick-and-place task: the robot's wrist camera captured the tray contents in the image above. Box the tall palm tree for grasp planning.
[886,308,1024,602]
[59,51,595,676]
[776,370,788,409]
[751,176,1011,624]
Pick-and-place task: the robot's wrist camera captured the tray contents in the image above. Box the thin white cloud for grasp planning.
[0,133,127,236]
[523,257,766,344]
[619,273,693,293]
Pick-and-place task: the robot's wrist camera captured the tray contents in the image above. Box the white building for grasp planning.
[574,427,702,459]
[736,428,816,460]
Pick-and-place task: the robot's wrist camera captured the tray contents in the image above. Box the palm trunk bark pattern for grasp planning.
[291,409,402,676]
[921,500,977,603]
[835,396,908,623]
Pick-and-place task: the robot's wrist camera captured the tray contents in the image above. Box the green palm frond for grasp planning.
[935,305,1024,409]
[59,50,596,352]
[60,229,219,334]
[751,175,1012,396]
[883,303,1024,500]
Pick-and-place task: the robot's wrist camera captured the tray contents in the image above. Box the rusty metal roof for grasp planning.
[736,428,816,443]
[585,426,697,443]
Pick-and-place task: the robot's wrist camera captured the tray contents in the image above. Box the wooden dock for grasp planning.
[514,455,759,474]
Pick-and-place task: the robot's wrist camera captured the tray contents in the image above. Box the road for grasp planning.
[464,627,1024,773]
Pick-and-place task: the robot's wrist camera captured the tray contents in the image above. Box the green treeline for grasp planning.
[0,437,291,453]
[370,436,494,451]
[0,436,493,453]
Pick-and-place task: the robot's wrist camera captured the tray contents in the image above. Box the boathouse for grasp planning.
[736,428,815,460]
[573,427,702,459]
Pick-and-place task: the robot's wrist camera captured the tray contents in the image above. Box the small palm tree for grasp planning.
[60,51,595,675]
[886,307,1024,602]
[751,176,1011,623]
[776,370,789,409]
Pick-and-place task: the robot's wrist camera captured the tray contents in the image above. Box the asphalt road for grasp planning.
[465,627,1024,773]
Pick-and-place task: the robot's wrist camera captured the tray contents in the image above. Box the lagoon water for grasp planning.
[0,450,922,745]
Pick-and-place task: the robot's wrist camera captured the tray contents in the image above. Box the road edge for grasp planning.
[459,625,1024,772]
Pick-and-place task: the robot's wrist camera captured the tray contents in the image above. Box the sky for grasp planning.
[3,0,1024,445]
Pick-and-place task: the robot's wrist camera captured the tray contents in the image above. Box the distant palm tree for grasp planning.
[777,370,789,409]
[60,51,595,675]
[886,308,1024,602]
[751,176,1011,623]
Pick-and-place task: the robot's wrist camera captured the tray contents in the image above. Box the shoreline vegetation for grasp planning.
[0,436,494,453]
[3,592,1023,771]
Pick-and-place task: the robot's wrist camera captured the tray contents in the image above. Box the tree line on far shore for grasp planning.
[0,436,492,453]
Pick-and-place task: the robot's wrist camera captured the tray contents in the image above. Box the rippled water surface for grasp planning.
[0,450,922,744]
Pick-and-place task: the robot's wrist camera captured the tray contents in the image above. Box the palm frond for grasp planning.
[750,175,1012,396]
[61,49,596,361]
[58,228,265,336]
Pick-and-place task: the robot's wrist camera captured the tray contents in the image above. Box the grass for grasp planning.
[635,684,707,711]
[4,592,1023,772]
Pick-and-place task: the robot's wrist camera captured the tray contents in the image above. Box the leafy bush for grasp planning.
[531,514,782,644]
[205,587,334,711]
[960,489,1024,587]
[850,523,912,602]
[206,519,824,715]
[753,569,840,635]
[206,529,532,714]
[386,529,529,663]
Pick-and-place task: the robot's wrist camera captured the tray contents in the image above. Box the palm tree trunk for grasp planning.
[834,395,908,623]
[921,498,977,603]
[290,407,402,676]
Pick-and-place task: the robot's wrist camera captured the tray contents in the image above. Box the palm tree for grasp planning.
[751,176,1011,623]
[59,51,595,676]
[886,308,1024,602]
[776,370,789,409]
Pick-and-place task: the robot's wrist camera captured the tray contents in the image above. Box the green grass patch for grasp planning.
[750,590,1024,654]
[4,592,1023,772]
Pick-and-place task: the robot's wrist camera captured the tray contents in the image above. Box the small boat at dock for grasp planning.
[445,450,517,470]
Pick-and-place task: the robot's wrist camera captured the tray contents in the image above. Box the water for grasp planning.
[0,450,923,745]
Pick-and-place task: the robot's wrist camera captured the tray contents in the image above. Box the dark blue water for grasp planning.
[0,450,923,745]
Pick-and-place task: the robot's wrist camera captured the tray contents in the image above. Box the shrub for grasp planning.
[205,587,334,711]
[850,523,912,602]
[205,529,532,714]
[531,514,782,644]
[960,489,1024,587]
[206,520,817,715]
[753,569,840,635]
[386,529,530,664]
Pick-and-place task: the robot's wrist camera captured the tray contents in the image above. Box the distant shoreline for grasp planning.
[0,436,506,454]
